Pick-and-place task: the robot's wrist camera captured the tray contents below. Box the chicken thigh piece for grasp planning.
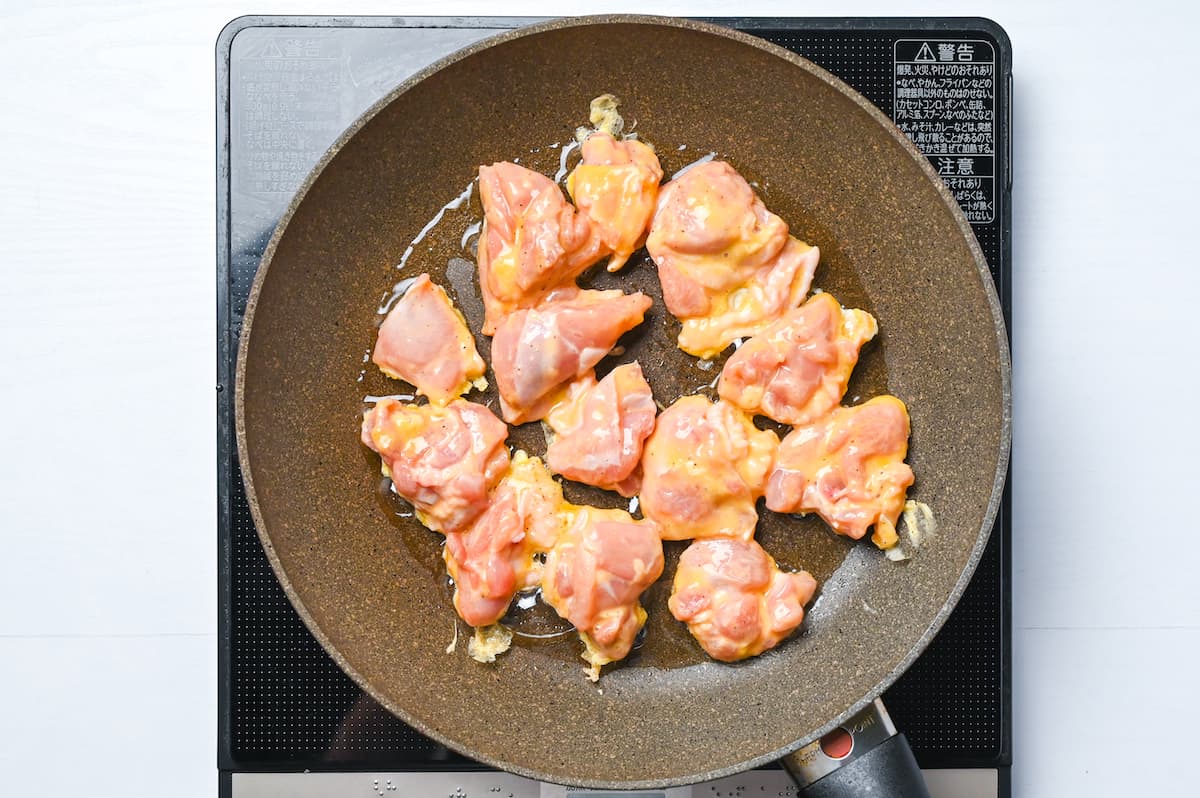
[443,451,564,628]
[373,273,487,404]
[718,291,878,426]
[566,131,664,272]
[544,363,657,496]
[476,162,603,334]
[360,398,510,535]
[646,160,820,358]
[490,288,652,424]
[668,538,818,662]
[638,395,779,542]
[541,505,664,680]
[765,395,915,549]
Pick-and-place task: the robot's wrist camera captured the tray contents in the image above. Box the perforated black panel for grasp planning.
[218,18,1010,771]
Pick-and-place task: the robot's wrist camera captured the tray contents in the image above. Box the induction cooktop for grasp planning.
[217,16,1012,798]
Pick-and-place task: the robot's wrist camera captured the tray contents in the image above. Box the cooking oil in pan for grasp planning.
[359,132,893,673]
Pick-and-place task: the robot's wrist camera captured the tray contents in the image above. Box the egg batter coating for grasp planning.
[765,395,915,549]
[490,288,652,424]
[646,160,819,358]
[477,162,603,334]
[360,398,509,535]
[541,505,664,680]
[373,273,487,404]
[638,395,778,542]
[718,291,877,426]
[544,362,657,496]
[669,538,817,662]
[566,131,663,272]
[444,452,563,628]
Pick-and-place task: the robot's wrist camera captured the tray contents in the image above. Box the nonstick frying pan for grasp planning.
[235,15,1010,792]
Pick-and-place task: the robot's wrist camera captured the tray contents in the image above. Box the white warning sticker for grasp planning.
[893,39,997,223]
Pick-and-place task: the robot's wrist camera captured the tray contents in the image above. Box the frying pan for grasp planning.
[235,15,1010,792]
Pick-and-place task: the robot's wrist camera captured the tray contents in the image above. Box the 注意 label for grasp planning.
[893,39,997,223]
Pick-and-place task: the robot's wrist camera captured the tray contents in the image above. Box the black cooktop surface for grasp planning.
[218,13,1011,777]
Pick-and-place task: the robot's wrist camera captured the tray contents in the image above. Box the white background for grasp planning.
[2,1,1196,795]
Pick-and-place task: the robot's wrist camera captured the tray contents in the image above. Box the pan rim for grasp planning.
[233,13,1012,789]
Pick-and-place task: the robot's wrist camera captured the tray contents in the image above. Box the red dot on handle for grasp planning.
[820,727,854,760]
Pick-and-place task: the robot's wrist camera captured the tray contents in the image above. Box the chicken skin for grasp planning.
[544,362,657,496]
[646,160,819,358]
[443,452,563,628]
[566,131,663,272]
[360,398,509,535]
[718,291,877,426]
[765,396,915,549]
[477,162,602,334]
[373,273,487,404]
[669,538,817,662]
[638,395,778,542]
[490,288,652,424]
[541,505,664,680]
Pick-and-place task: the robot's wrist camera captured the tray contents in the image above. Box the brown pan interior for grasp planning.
[236,16,1010,789]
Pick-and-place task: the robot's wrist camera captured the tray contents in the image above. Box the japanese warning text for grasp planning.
[893,39,997,223]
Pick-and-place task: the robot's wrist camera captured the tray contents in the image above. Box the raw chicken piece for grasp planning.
[477,162,603,334]
[490,288,652,424]
[566,131,663,272]
[541,505,664,680]
[444,451,564,628]
[544,363,657,496]
[668,538,818,662]
[360,398,509,535]
[373,273,487,404]
[638,395,778,542]
[646,160,820,358]
[718,292,878,426]
[765,396,915,549]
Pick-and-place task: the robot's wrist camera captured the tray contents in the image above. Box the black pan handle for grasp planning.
[781,699,931,798]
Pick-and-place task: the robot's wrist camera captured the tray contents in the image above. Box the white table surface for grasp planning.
[2,0,1197,795]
